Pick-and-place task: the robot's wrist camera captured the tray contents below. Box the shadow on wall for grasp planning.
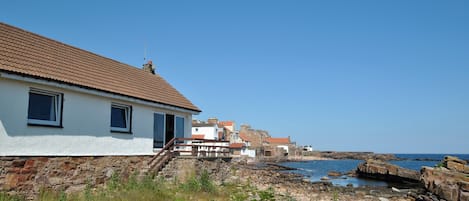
[0,120,6,135]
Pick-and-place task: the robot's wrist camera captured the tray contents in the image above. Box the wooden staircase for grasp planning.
[147,138,231,174]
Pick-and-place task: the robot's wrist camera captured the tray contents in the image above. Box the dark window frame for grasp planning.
[27,88,63,128]
[110,103,132,134]
[153,114,185,149]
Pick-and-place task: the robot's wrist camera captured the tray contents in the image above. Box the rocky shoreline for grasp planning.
[318,151,398,161]
[155,157,422,200]
[285,151,398,163]
[159,155,469,201]
[1,155,467,200]
[285,151,468,164]
[229,161,420,201]
[252,155,469,201]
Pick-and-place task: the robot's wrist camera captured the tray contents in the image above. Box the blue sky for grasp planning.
[2,1,468,153]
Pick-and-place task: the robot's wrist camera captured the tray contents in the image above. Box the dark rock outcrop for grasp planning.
[265,163,297,170]
[320,151,397,161]
[443,156,469,174]
[356,159,420,184]
[327,171,342,177]
[421,156,469,201]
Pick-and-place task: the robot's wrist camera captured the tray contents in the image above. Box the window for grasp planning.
[28,88,63,127]
[153,113,165,148]
[111,103,132,133]
[175,116,185,138]
[153,114,185,148]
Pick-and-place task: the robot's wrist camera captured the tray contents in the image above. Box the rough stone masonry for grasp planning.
[0,156,153,199]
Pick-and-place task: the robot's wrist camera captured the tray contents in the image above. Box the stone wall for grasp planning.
[0,156,153,198]
[239,125,270,148]
[158,157,232,184]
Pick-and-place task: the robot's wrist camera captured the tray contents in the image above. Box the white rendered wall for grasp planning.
[0,77,193,156]
[241,149,256,158]
[191,126,217,140]
[222,124,234,132]
[277,145,289,153]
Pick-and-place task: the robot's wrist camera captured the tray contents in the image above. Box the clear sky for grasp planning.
[2,1,468,153]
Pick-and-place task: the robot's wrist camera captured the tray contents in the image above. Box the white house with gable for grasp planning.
[0,23,201,156]
[229,131,256,158]
[191,123,219,140]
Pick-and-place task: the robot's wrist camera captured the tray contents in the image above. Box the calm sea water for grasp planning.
[280,154,469,187]
[394,153,469,161]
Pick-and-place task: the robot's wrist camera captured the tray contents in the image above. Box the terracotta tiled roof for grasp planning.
[265,137,290,144]
[218,121,233,127]
[0,23,200,112]
[229,143,245,149]
[192,134,205,139]
[192,123,216,127]
[239,133,250,142]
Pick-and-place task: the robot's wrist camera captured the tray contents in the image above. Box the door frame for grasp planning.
[153,113,187,149]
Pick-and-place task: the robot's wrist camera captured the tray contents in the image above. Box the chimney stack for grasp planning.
[207,117,218,125]
[240,124,251,131]
[142,60,155,74]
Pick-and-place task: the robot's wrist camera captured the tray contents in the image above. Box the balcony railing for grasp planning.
[148,138,230,173]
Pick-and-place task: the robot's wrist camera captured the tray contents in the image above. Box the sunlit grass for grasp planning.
[1,170,293,201]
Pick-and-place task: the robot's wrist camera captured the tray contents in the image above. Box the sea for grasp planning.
[279,154,469,187]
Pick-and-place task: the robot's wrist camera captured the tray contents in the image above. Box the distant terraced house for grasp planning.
[263,137,292,157]
[0,22,201,156]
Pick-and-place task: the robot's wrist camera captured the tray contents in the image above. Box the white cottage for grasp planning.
[0,23,201,156]
[191,123,220,140]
